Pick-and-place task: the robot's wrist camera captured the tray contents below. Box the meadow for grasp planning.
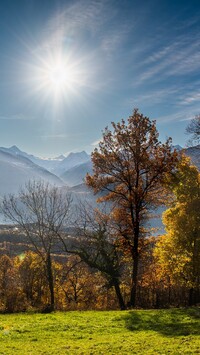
[0,308,199,354]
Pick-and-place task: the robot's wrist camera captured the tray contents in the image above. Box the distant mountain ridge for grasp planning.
[0,146,92,206]
[184,145,200,169]
[0,145,65,172]
[61,160,93,187]
[0,144,199,226]
[0,144,198,199]
[0,146,91,176]
[55,151,90,176]
[0,149,64,198]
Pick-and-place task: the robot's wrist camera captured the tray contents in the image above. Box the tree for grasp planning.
[186,114,200,145]
[0,180,72,311]
[57,255,107,310]
[17,251,47,308]
[86,108,179,307]
[155,155,200,305]
[60,202,126,310]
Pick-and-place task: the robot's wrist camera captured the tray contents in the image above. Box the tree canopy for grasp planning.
[155,155,200,305]
[86,108,179,307]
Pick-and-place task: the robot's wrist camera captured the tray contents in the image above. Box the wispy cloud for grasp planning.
[158,108,198,124]
[40,132,84,140]
[44,0,133,67]
[45,0,109,46]
[134,32,200,85]
[180,92,200,105]
[0,113,28,120]
[40,134,70,139]
[100,22,132,59]
[128,86,180,107]
[91,139,101,146]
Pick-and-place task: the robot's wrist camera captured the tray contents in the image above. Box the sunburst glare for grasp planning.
[40,55,79,94]
[24,45,90,108]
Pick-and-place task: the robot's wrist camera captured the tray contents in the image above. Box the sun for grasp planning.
[43,58,76,93]
[48,65,67,87]
[29,51,82,100]
[25,47,89,103]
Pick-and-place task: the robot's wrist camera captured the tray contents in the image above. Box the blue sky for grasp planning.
[0,0,200,157]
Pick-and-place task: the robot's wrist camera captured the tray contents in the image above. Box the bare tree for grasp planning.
[59,201,126,310]
[186,115,200,146]
[0,180,72,311]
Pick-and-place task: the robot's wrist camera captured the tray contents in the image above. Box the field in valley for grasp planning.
[0,308,199,354]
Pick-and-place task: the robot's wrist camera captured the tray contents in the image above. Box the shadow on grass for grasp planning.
[124,307,200,337]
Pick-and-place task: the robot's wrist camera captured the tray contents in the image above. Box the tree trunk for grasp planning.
[113,279,126,310]
[129,221,139,308]
[130,252,139,307]
[46,252,54,311]
[188,288,194,306]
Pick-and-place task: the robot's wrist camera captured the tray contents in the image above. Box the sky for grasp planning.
[0,0,200,157]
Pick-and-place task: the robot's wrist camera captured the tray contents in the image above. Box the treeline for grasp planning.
[0,109,199,312]
[0,236,198,313]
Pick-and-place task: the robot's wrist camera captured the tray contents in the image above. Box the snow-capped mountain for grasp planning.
[0,145,65,172]
[0,146,91,176]
[0,144,198,200]
[0,149,64,198]
[0,144,198,228]
[53,151,91,176]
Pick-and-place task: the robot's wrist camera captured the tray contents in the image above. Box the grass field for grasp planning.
[0,308,199,354]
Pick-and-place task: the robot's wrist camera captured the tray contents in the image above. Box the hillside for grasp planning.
[61,161,93,186]
[0,309,199,354]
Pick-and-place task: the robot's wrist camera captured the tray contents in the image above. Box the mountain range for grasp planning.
[0,144,199,227]
[0,144,199,199]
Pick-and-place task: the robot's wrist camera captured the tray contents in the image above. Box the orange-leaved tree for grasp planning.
[86,108,179,307]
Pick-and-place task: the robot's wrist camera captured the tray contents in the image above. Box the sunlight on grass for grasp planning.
[0,308,199,354]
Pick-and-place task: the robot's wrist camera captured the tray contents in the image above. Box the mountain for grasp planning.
[185,145,200,169]
[61,161,93,187]
[0,149,64,198]
[174,145,182,151]
[0,146,91,176]
[0,144,198,196]
[0,145,65,172]
[0,144,198,230]
[54,151,91,176]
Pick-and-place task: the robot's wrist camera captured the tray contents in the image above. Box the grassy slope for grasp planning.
[0,308,199,354]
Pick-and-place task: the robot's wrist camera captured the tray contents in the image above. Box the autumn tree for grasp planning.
[57,255,107,310]
[155,155,200,305]
[0,180,72,311]
[61,202,126,309]
[86,108,179,307]
[186,114,200,146]
[17,251,48,308]
[0,255,25,312]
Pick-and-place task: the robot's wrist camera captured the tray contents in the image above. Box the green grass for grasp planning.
[0,308,199,354]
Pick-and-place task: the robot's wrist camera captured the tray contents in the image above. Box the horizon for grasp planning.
[0,0,200,156]
[1,141,198,160]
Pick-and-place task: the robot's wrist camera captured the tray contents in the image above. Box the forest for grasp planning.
[0,110,199,313]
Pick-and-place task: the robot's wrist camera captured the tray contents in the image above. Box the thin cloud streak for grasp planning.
[0,114,28,120]
[158,108,198,124]
[40,134,70,139]
[91,139,101,146]
[134,33,200,85]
